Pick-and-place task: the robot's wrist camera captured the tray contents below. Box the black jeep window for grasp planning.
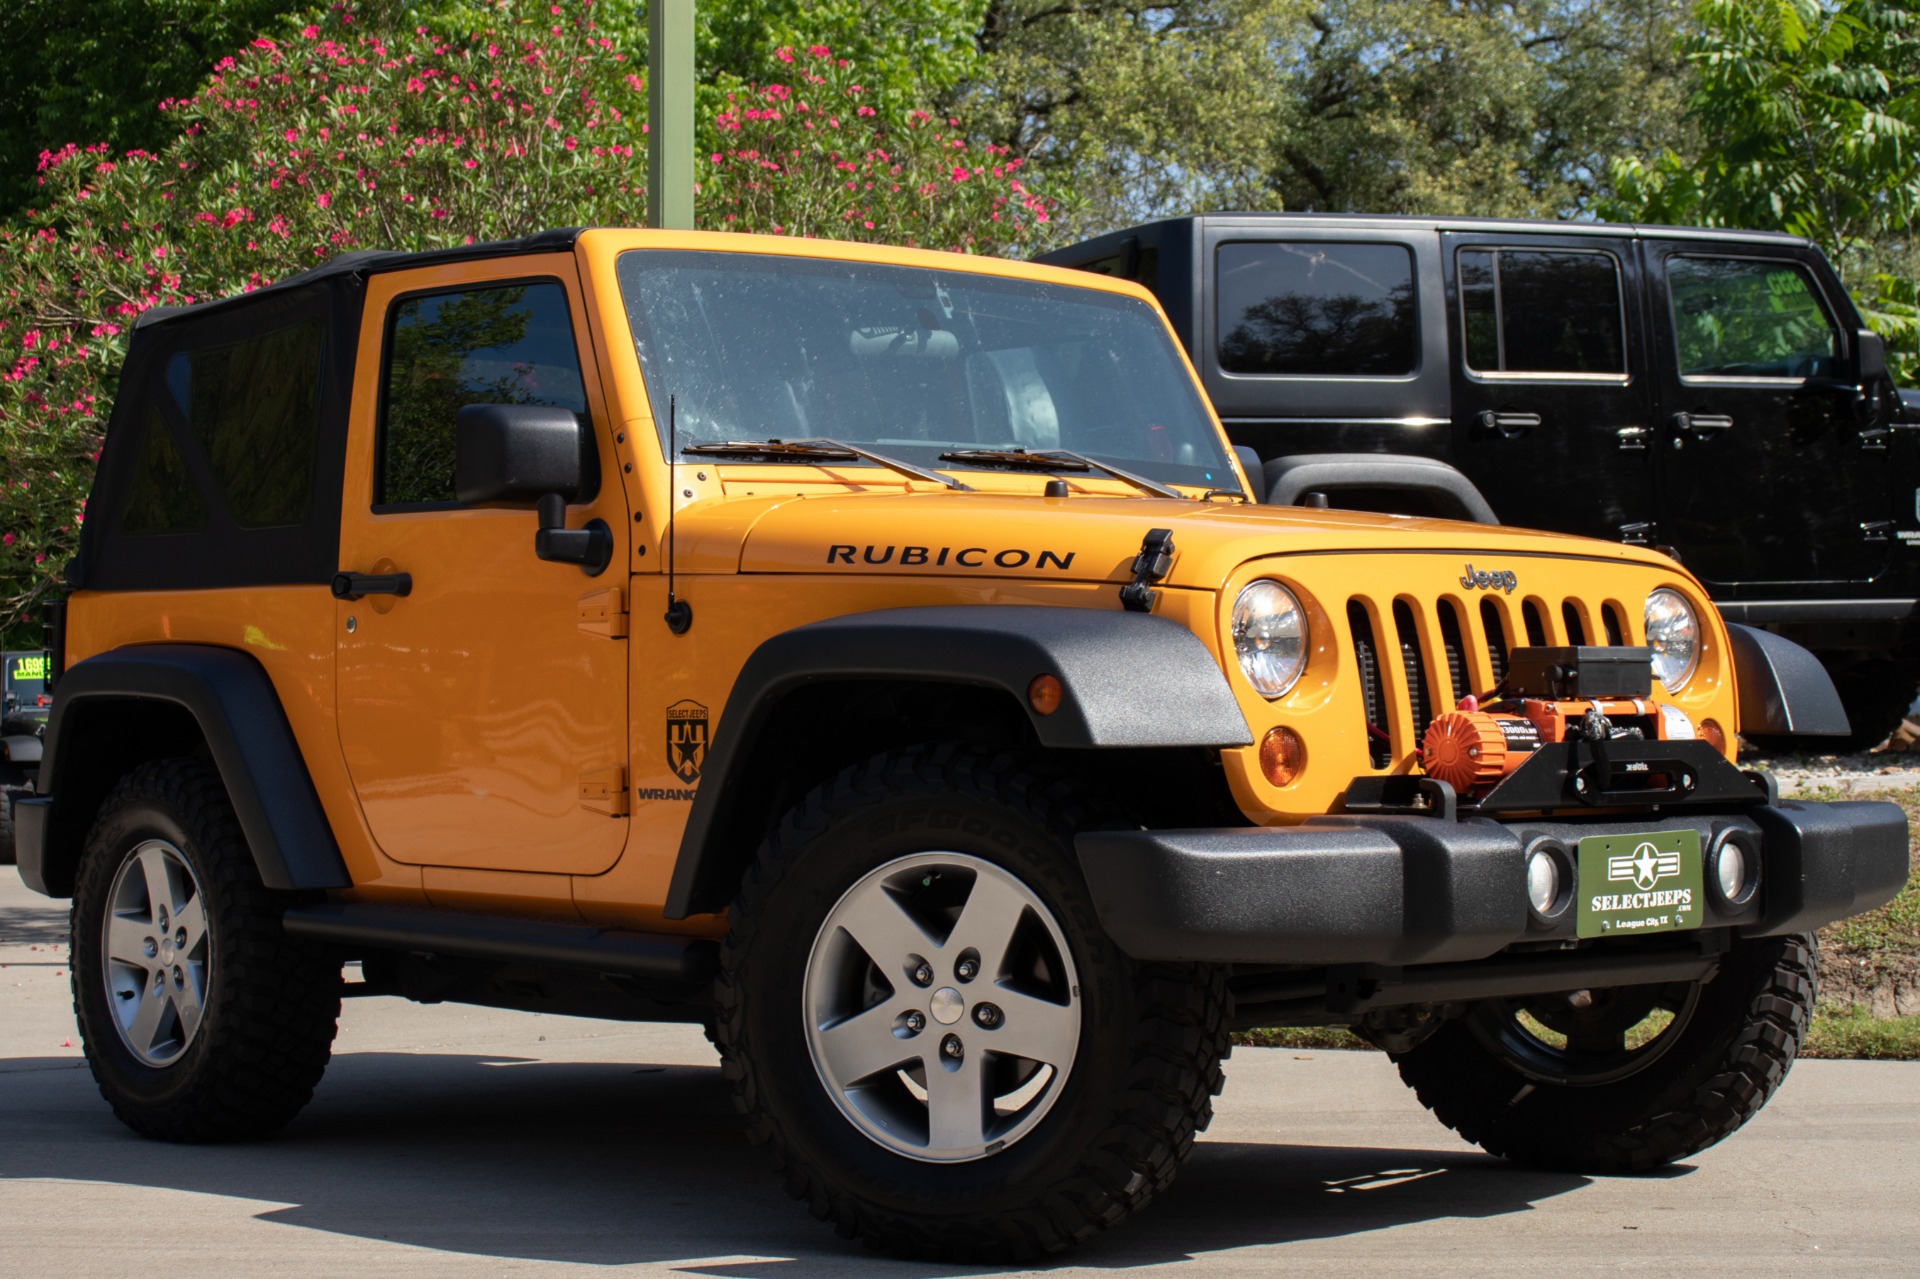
[1667,256,1839,380]
[121,408,208,535]
[162,317,324,528]
[379,281,587,505]
[1460,249,1626,376]
[1217,242,1417,376]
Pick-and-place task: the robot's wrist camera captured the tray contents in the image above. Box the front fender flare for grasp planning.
[663,605,1252,919]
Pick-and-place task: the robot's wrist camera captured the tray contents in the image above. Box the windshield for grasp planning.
[615,250,1234,487]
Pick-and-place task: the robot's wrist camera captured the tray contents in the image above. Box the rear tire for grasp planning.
[70,758,341,1142]
[0,784,20,866]
[1392,933,1815,1172]
[714,746,1229,1261]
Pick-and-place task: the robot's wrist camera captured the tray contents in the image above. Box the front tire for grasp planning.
[714,747,1229,1261]
[71,759,341,1142]
[1392,933,1816,1172]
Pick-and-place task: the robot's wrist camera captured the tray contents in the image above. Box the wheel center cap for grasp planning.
[929,987,965,1025]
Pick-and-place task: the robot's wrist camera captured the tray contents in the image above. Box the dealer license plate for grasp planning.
[1575,829,1704,939]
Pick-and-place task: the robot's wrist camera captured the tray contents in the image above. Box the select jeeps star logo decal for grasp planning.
[1459,563,1518,594]
[1609,841,1682,892]
[666,700,709,784]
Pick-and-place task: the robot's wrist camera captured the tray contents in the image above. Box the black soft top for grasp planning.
[130,227,583,331]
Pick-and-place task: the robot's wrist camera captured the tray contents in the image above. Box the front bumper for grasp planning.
[1075,800,1910,966]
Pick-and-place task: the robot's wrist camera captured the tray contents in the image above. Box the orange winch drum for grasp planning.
[1421,711,1542,794]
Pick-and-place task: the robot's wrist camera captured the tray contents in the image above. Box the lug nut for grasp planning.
[941,1034,964,1060]
[973,1003,1001,1028]
[956,958,979,982]
[904,1011,926,1033]
[910,961,934,987]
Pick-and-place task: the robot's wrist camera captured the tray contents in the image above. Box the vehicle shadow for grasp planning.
[0,1048,1601,1272]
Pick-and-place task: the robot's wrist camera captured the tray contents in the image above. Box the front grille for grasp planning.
[1348,591,1632,769]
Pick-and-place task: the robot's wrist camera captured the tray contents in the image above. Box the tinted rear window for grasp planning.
[1459,249,1625,376]
[1216,242,1418,376]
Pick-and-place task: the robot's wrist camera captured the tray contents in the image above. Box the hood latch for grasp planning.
[1120,527,1176,613]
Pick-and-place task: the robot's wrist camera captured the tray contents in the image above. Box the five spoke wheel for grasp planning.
[101,839,210,1067]
[803,851,1080,1162]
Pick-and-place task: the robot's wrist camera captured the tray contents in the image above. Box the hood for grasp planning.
[674,491,1680,589]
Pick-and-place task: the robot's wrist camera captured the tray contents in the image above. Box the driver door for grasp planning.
[333,256,631,874]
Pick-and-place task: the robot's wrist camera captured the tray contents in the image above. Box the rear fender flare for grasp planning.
[27,644,348,896]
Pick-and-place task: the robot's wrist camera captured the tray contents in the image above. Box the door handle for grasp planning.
[1670,411,1733,436]
[331,571,413,600]
[1477,410,1541,440]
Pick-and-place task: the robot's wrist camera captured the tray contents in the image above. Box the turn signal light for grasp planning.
[1259,726,1306,786]
[1699,718,1729,758]
[1027,674,1064,716]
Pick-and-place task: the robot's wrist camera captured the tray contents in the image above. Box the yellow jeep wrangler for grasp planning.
[16,228,1911,1260]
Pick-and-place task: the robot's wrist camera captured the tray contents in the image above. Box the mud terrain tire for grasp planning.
[1393,933,1816,1172]
[714,746,1230,1262]
[71,758,341,1142]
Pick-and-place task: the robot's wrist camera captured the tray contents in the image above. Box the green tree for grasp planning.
[1604,0,1920,374]
[0,0,296,216]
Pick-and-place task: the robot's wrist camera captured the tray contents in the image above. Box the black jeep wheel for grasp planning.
[70,758,341,1142]
[1392,933,1815,1172]
[714,746,1229,1262]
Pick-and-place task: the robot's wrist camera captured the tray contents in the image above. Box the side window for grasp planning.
[163,317,324,528]
[121,409,209,535]
[379,281,588,505]
[1667,256,1839,380]
[1459,249,1626,376]
[1216,241,1417,376]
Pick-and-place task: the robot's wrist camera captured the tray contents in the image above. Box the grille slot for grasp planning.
[1562,602,1587,645]
[1349,601,1391,768]
[1437,599,1470,700]
[1481,598,1508,688]
[1522,600,1548,646]
[1392,600,1435,744]
[1603,602,1627,646]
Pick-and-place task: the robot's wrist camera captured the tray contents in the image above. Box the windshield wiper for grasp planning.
[683,437,973,491]
[938,446,1183,498]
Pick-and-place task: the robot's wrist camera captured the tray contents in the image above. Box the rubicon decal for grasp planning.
[1459,563,1518,593]
[667,699,709,784]
[827,544,1077,571]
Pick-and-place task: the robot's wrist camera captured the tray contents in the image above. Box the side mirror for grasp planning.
[1853,330,1890,426]
[454,403,610,575]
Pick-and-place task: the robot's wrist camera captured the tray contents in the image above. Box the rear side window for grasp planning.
[379,281,588,505]
[1216,242,1417,376]
[1459,248,1626,376]
[1666,256,1839,380]
[162,317,324,528]
[121,409,209,535]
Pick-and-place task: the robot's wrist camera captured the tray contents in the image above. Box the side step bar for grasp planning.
[282,902,719,984]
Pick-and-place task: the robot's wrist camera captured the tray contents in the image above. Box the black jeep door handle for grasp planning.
[1670,411,1734,435]
[1477,410,1541,439]
[331,571,413,600]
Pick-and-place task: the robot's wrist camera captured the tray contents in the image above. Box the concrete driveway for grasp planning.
[4,870,1916,1276]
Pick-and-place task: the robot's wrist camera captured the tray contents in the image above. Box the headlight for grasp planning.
[1644,588,1699,691]
[1232,580,1307,697]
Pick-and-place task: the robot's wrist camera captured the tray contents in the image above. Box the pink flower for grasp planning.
[2,533,14,547]
[775,46,794,63]
[808,45,830,58]
[951,166,970,182]
[301,24,319,38]
[317,192,332,208]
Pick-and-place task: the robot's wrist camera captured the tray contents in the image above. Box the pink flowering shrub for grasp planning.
[0,0,1056,638]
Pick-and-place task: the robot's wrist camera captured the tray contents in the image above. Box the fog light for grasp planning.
[1259,726,1306,787]
[1716,844,1747,900]
[1526,849,1560,916]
